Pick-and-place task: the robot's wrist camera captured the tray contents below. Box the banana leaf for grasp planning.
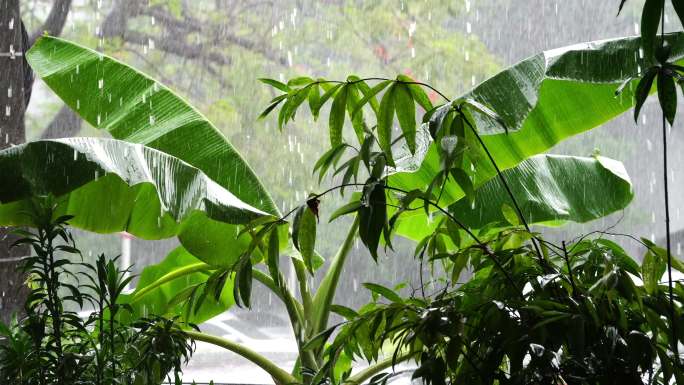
[391,154,633,240]
[120,246,231,324]
[389,34,684,239]
[0,138,267,267]
[26,36,278,216]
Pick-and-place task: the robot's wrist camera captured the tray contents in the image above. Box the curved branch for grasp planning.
[29,0,72,46]
[185,330,297,385]
[345,351,415,385]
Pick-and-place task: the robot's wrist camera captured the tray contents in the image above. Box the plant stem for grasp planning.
[311,217,360,335]
[660,9,679,363]
[662,109,679,360]
[461,112,546,267]
[130,262,212,302]
[345,350,414,384]
[185,330,297,385]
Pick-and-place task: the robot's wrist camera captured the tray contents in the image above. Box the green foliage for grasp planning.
[0,201,196,385]
[5,11,684,383]
[319,233,684,385]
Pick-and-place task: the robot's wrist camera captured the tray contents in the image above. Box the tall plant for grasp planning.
[0,17,681,385]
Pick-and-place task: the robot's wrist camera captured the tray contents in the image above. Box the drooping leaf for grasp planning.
[330,85,349,147]
[27,36,277,217]
[641,0,664,61]
[642,243,666,294]
[352,80,392,118]
[657,72,677,125]
[446,155,633,230]
[359,180,387,261]
[377,83,397,166]
[394,83,417,154]
[398,74,434,112]
[0,138,267,267]
[634,67,658,122]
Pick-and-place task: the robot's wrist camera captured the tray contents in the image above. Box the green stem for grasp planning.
[345,351,415,384]
[311,217,360,335]
[293,259,314,328]
[130,262,211,302]
[186,330,297,385]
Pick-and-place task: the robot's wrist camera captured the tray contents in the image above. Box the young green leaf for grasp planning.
[394,83,417,154]
[657,72,677,125]
[312,83,342,118]
[330,84,349,147]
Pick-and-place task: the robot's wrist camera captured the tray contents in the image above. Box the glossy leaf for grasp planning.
[27,36,277,217]
[394,83,417,154]
[121,246,233,325]
[0,138,268,267]
[657,72,677,125]
[641,0,664,60]
[390,35,684,236]
[330,85,349,147]
[447,155,633,230]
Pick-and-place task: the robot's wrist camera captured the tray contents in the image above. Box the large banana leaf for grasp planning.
[26,36,277,216]
[392,154,633,240]
[120,246,232,324]
[389,34,684,239]
[0,138,266,267]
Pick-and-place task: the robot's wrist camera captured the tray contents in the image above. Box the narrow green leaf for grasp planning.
[359,181,387,261]
[377,84,396,166]
[330,85,349,147]
[641,0,664,60]
[259,78,291,92]
[308,83,321,120]
[346,84,367,145]
[362,282,403,303]
[314,83,342,118]
[330,304,359,320]
[394,83,417,154]
[298,207,317,273]
[351,80,392,118]
[267,227,281,286]
[657,72,677,125]
[634,68,658,122]
[450,168,474,204]
[398,75,434,111]
[642,246,665,294]
[238,259,253,308]
[329,201,363,222]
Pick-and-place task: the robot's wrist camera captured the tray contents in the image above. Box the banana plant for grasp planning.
[0,33,663,384]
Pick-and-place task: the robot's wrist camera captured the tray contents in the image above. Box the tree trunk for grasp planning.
[0,0,28,325]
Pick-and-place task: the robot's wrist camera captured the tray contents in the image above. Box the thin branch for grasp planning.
[29,0,72,46]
